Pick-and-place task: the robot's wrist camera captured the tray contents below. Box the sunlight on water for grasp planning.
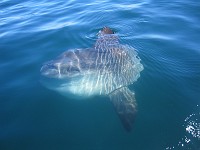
[0,0,200,149]
[185,113,200,139]
[166,109,200,150]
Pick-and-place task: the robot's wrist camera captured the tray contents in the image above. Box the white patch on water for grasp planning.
[165,112,200,150]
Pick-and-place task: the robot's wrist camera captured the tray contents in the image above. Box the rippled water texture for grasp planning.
[0,0,200,150]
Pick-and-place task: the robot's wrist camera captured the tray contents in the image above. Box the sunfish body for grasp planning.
[41,27,143,131]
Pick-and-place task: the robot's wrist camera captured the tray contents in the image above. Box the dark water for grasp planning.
[0,0,200,149]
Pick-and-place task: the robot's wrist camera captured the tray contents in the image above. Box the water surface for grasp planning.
[0,0,200,149]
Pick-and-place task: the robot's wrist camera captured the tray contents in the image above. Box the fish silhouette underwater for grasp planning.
[40,27,143,131]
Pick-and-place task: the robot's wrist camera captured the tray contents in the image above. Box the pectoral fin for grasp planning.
[109,87,137,131]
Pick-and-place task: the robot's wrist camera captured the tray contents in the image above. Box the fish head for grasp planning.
[40,59,81,79]
[40,50,82,79]
[40,49,98,98]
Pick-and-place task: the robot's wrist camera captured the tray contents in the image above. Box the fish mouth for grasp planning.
[40,64,58,78]
[40,62,82,90]
[40,61,65,89]
[40,73,70,90]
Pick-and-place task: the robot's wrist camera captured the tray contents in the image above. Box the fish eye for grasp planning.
[70,67,80,72]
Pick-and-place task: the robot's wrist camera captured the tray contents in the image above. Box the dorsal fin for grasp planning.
[95,27,119,48]
[99,27,114,35]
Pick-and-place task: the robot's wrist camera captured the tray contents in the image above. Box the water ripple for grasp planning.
[166,111,200,150]
[0,0,200,149]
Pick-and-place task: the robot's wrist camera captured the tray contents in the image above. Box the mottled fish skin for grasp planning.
[91,33,143,95]
[41,39,142,97]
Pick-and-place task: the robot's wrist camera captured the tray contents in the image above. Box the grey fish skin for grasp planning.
[40,27,143,131]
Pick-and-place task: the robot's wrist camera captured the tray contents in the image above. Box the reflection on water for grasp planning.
[166,108,200,150]
[0,0,200,149]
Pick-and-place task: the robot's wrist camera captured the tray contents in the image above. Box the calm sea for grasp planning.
[0,0,200,149]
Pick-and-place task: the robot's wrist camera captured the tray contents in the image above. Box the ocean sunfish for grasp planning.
[40,27,143,131]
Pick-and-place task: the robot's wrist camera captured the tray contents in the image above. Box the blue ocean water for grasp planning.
[0,0,200,149]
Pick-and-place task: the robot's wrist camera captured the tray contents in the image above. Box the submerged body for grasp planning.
[41,27,143,131]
